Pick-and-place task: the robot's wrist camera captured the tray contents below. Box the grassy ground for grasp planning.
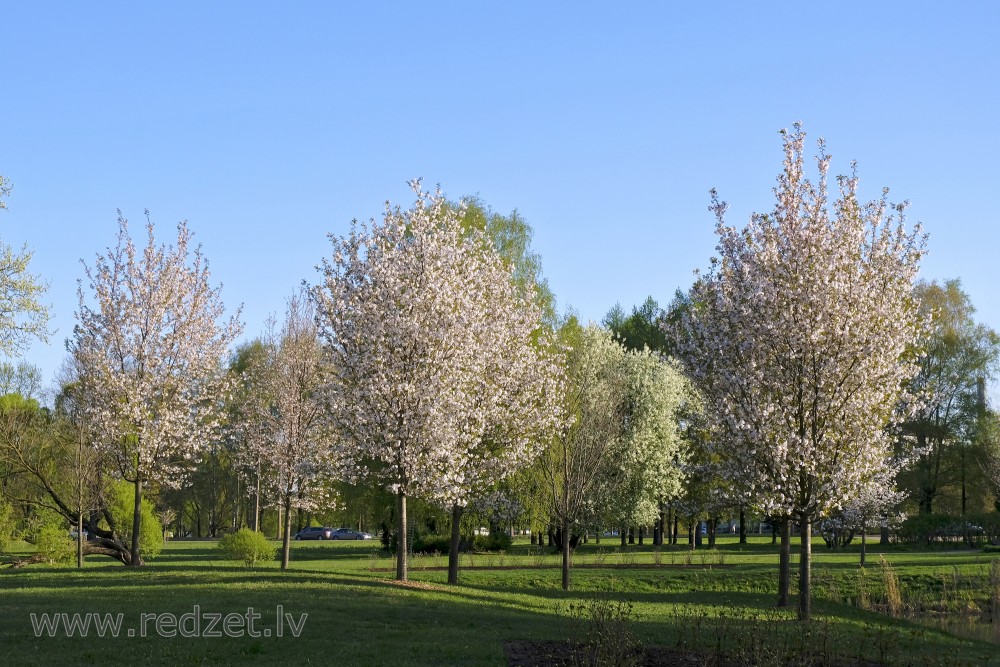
[1,536,998,666]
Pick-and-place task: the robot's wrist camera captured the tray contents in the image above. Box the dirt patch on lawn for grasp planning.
[502,640,885,666]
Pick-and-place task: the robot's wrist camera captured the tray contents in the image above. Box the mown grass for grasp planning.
[1,536,998,666]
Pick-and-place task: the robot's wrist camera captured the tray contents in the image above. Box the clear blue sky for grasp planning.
[3,2,999,396]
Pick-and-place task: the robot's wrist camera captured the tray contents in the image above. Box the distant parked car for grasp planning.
[330,528,372,540]
[294,526,333,540]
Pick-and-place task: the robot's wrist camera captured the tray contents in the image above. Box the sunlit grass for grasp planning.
[1,537,998,665]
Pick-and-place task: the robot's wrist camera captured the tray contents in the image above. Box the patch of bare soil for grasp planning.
[502,640,886,667]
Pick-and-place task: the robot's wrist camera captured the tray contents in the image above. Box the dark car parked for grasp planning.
[293,526,333,540]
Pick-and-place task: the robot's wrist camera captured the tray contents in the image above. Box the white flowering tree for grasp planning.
[72,214,242,566]
[676,125,926,619]
[257,289,336,569]
[314,182,565,582]
[820,470,905,566]
[599,349,688,541]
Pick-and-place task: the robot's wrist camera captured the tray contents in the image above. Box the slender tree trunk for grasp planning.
[688,520,695,550]
[396,490,408,581]
[448,504,462,585]
[129,477,143,567]
[77,460,85,569]
[620,528,626,547]
[860,522,867,568]
[708,518,717,549]
[281,496,292,570]
[880,525,889,546]
[638,526,645,545]
[798,513,812,621]
[778,517,791,607]
[253,471,261,532]
[561,517,571,591]
[77,511,84,569]
[628,526,635,545]
[657,502,665,546]
[672,515,678,545]
[961,445,967,516]
[739,507,747,545]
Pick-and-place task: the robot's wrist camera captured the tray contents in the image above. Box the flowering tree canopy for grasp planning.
[72,214,242,565]
[600,349,689,531]
[676,124,926,618]
[313,181,565,581]
[260,288,336,568]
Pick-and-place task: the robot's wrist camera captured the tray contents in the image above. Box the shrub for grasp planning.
[413,534,450,555]
[474,532,512,552]
[32,523,75,565]
[0,498,17,554]
[218,528,276,567]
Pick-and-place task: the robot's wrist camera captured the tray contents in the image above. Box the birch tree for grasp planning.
[314,181,564,581]
[676,124,926,619]
[71,214,242,566]
[543,321,626,591]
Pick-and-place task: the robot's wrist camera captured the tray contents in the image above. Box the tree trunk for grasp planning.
[129,477,143,567]
[280,496,292,570]
[628,526,635,545]
[688,520,695,550]
[880,525,889,546]
[672,515,678,545]
[708,518,717,549]
[739,507,747,545]
[798,513,812,621]
[396,490,408,581]
[561,517,571,591]
[620,528,626,547]
[253,471,261,532]
[77,511,84,569]
[860,522,867,567]
[448,504,462,585]
[638,526,644,545]
[778,517,790,607]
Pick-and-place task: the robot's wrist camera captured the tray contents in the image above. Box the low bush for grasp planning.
[896,513,997,547]
[474,532,512,552]
[217,528,276,567]
[32,523,75,565]
[413,534,450,555]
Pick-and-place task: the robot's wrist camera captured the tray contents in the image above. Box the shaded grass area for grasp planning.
[1,538,998,665]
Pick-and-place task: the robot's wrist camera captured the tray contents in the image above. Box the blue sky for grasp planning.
[3,2,999,394]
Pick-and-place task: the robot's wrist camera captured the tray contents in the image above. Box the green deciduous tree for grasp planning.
[899,279,1000,515]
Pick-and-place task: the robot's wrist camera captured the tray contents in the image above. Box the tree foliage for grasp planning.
[900,279,1000,514]
[676,124,926,619]
[71,213,242,565]
[0,173,50,356]
[314,181,565,581]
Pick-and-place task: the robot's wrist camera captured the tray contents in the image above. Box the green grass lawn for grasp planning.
[1,536,998,666]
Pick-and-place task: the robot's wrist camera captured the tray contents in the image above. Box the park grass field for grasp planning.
[1,536,998,666]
